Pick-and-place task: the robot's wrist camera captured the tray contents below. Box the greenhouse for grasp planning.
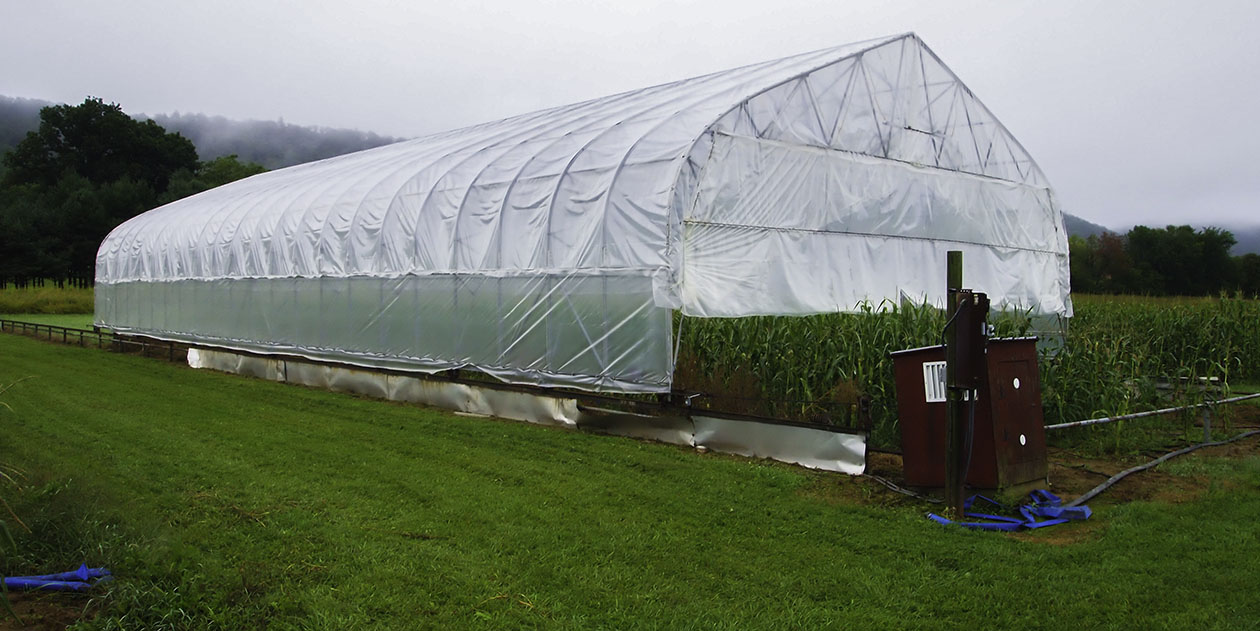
[95,32,1071,397]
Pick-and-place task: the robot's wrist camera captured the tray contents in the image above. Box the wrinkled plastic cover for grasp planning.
[96,33,1070,393]
[680,38,1069,317]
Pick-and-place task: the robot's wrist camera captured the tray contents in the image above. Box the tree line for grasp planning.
[0,98,265,288]
[1070,226,1260,297]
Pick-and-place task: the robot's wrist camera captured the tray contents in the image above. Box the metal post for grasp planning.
[944,250,965,517]
[1202,405,1212,444]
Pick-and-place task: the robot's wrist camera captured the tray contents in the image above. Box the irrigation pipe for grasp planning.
[1066,429,1260,507]
[1045,392,1260,431]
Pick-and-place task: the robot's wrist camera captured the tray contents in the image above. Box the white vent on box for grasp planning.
[923,361,947,403]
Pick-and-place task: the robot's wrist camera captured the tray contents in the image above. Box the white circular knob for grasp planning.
[1013,377,1021,389]
[1019,433,1027,446]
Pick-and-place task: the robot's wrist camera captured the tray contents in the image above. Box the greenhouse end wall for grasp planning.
[680,133,1070,317]
[96,271,673,392]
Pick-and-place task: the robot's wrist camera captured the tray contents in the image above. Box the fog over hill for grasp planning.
[1222,225,1260,257]
[0,95,402,170]
[148,111,403,169]
[1063,211,1260,256]
[0,95,44,154]
[2,94,1256,254]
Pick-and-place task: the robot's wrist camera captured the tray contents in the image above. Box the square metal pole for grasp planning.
[945,251,965,517]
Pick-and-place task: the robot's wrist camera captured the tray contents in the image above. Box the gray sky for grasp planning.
[2,0,1256,230]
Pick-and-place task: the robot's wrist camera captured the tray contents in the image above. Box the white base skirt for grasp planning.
[188,347,866,474]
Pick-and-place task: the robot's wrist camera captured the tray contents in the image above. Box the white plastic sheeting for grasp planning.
[98,33,1071,393]
[187,348,867,473]
[99,273,669,391]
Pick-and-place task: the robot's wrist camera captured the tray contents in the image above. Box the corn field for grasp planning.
[675,295,1260,449]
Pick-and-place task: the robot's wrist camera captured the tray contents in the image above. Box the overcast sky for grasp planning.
[2,0,1256,230]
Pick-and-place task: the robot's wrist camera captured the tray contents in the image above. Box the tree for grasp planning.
[1238,253,1260,297]
[1126,225,1236,296]
[0,98,203,287]
[1070,225,1244,297]
[2,97,198,194]
[1095,231,1138,293]
[0,184,48,286]
[1068,235,1097,293]
[159,154,266,205]
[1068,231,1137,294]
[1198,227,1238,293]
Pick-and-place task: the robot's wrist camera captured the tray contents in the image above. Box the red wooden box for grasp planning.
[890,338,1048,489]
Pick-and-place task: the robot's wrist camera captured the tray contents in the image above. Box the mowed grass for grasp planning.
[2,334,1260,629]
[0,313,96,330]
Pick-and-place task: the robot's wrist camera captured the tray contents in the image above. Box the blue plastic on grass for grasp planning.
[23,564,111,582]
[3,577,92,592]
[928,490,1089,531]
[3,564,112,592]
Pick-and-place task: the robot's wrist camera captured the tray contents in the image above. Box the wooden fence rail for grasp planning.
[0,318,185,362]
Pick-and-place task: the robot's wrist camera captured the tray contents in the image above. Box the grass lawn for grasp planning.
[0,313,96,330]
[1,332,1258,629]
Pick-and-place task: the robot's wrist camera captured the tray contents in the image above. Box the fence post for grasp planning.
[1202,405,1212,444]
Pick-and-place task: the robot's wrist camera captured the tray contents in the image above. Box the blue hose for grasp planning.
[2,564,112,592]
[19,564,111,582]
[3,577,92,592]
[928,490,1090,531]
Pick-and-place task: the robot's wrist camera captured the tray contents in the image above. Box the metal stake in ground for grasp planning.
[944,250,965,517]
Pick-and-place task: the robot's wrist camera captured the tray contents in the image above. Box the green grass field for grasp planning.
[2,333,1259,629]
[0,313,96,330]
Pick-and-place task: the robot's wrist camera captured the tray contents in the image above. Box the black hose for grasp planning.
[1066,429,1260,507]
[938,302,962,348]
[862,473,943,504]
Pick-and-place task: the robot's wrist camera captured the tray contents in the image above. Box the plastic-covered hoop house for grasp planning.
[96,33,1071,394]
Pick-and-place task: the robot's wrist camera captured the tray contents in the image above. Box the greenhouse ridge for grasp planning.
[96,33,1070,393]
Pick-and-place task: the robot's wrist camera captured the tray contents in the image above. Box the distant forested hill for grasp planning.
[0,95,403,170]
[1063,214,1108,239]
